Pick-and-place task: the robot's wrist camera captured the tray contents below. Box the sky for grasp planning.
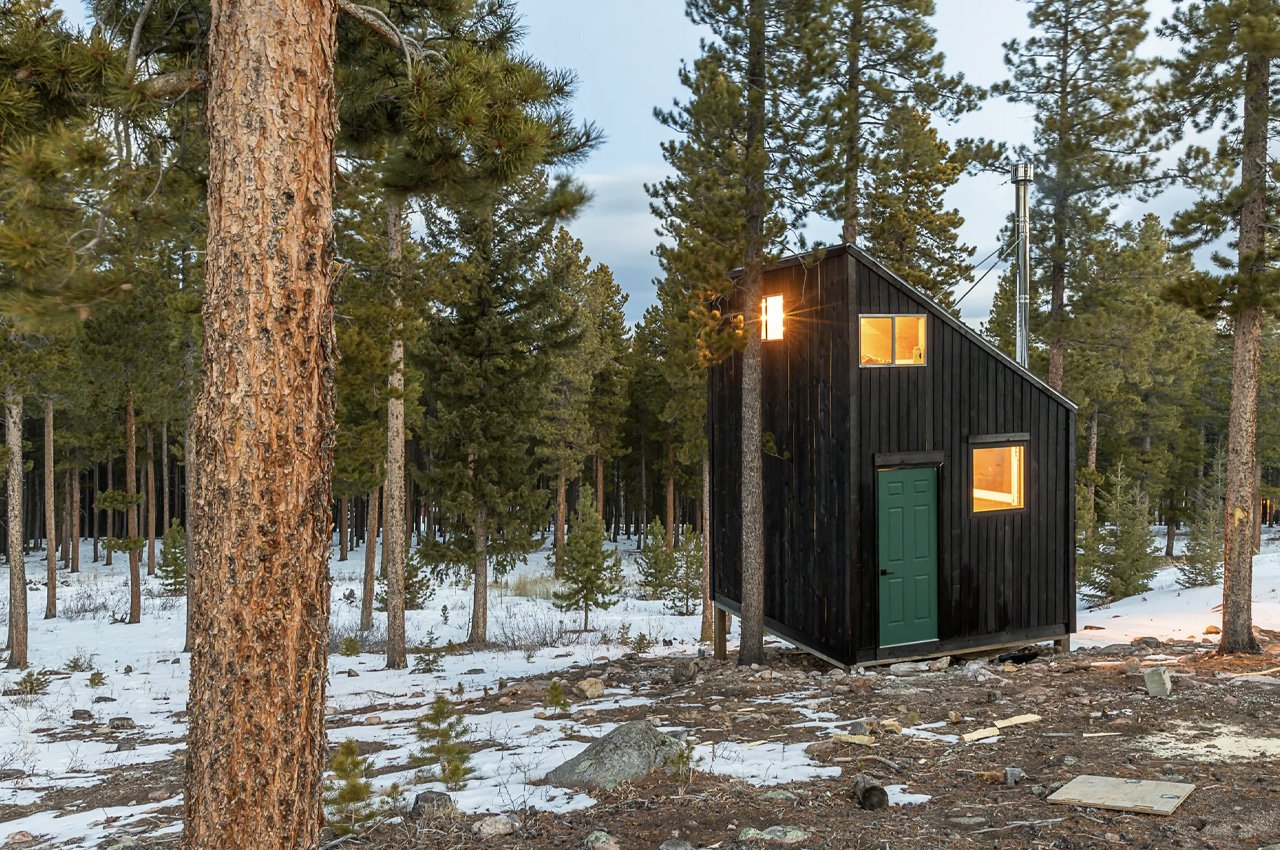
[53,0,1188,327]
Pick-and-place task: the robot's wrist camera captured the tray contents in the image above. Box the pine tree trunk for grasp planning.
[737,0,768,667]
[61,469,70,570]
[840,0,863,244]
[638,431,647,550]
[44,401,55,619]
[665,446,676,549]
[1085,409,1099,532]
[360,485,378,632]
[383,196,407,670]
[183,419,196,654]
[1253,464,1262,556]
[105,456,113,567]
[146,428,157,576]
[70,468,79,574]
[184,1,338,846]
[1165,512,1176,558]
[338,495,348,561]
[161,421,170,532]
[554,473,567,569]
[700,448,713,643]
[1047,192,1067,391]
[595,453,605,516]
[92,463,99,563]
[468,504,489,644]
[6,390,26,668]
[126,390,141,624]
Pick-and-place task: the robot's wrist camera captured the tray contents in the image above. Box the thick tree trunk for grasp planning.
[146,428,156,576]
[1165,512,1176,558]
[468,505,489,644]
[70,468,79,574]
[700,449,713,643]
[360,485,378,632]
[6,391,25,668]
[183,420,196,654]
[338,495,348,561]
[554,472,567,569]
[183,1,338,847]
[737,0,767,667]
[126,391,140,624]
[383,196,407,670]
[44,401,55,619]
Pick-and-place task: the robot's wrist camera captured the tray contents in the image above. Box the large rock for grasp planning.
[545,720,684,792]
[472,814,518,839]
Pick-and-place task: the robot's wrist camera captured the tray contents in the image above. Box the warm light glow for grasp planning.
[860,315,926,366]
[973,445,1025,513]
[762,294,784,340]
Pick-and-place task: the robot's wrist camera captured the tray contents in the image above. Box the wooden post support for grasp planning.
[1054,635,1071,654]
[713,607,729,661]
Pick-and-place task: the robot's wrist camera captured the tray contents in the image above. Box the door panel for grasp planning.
[877,466,938,646]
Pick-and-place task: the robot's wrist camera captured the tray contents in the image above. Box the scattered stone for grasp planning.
[986,690,1003,704]
[927,656,952,672]
[947,711,963,724]
[762,789,798,802]
[497,696,512,707]
[362,715,382,725]
[1133,636,1163,649]
[472,814,518,839]
[671,660,698,685]
[584,830,619,850]
[71,709,93,721]
[345,669,359,678]
[123,665,133,674]
[1144,667,1173,698]
[5,832,34,845]
[738,826,808,844]
[575,678,606,699]
[0,770,23,781]
[108,716,137,731]
[878,719,902,734]
[92,696,117,704]
[408,791,454,819]
[545,720,683,792]
[659,841,695,850]
[115,741,136,752]
[148,790,168,802]
[1005,767,1026,787]
[464,667,485,675]
[888,661,931,677]
[945,816,987,827]
[1204,625,1221,635]
[1124,657,1142,676]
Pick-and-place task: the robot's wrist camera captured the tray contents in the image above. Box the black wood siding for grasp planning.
[710,245,1075,666]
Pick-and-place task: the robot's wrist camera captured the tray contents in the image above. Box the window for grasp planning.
[762,294,784,340]
[859,315,926,366]
[973,445,1025,513]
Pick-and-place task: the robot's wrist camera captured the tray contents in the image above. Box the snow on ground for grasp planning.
[0,529,1276,846]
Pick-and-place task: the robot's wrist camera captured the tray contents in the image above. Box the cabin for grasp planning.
[708,244,1077,668]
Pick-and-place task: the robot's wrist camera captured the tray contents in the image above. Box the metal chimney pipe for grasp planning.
[1012,163,1033,369]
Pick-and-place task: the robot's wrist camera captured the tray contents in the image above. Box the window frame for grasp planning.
[969,438,1029,516]
[858,313,928,368]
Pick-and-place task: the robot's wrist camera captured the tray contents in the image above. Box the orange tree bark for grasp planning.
[183,0,338,847]
[6,390,25,668]
[44,400,55,620]
[383,197,407,670]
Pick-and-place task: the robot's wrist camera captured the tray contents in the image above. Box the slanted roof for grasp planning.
[754,243,1077,413]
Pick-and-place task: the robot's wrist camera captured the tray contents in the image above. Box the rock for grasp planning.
[497,697,512,707]
[946,711,963,724]
[362,715,382,725]
[659,842,695,850]
[465,667,486,675]
[115,741,136,752]
[545,720,683,792]
[1144,667,1173,698]
[108,716,137,731]
[878,719,902,734]
[575,677,606,699]
[1005,767,1026,787]
[1133,636,1163,649]
[0,769,23,781]
[5,834,34,845]
[1124,657,1142,675]
[1097,643,1135,657]
[92,696,117,704]
[671,660,698,685]
[926,656,952,672]
[888,661,931,677]
[345,669,359,678]
[147,790,168,801]
[71,709,93,721]
[408,791,454,818]
[123,665,133,674]
[738,826,808,844]
[762,789,798,802]
[945,816,987,827]
[986,689,1003,704]
[472,814,518,839]
[1204,625,1221,635]
[584,830,619,850]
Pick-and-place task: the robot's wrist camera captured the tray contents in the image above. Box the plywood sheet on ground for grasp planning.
[1046,775,1195,815]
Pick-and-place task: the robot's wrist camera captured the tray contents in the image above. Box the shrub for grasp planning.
[544,679,570,715]
[64,650,96,673]
[88,671,107,688]
[13,671,50,695]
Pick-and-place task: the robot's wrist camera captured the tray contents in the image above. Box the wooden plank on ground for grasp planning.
[1046,775,1195,816]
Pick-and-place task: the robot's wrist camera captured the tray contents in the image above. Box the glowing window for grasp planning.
[762,294,784,340]
[973,445,1025,513]
[859,315,927,366]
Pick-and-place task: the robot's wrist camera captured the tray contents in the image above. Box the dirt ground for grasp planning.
[5,633,1280,850]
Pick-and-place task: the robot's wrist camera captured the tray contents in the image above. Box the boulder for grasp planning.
[71,709,93,721]
[671,660,698,685]
[575,678,606,699]
[545,720,684,792]
[108,716,136,731]
[408,791,454,819]
[584,830,619,850]
[472,814,518,839]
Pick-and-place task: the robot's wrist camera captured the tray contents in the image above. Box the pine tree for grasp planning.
[997,0,1157,391]
[636,518,677,600]
[324,740,376,837]
[157,520,187,596]
[411,693,473,791]
[1087,465,1158,602]
[666,527,704,616]
[1180,453,1226,589]
[1157,0,1280,655]
[553,486,622,631]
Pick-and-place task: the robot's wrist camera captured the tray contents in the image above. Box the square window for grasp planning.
[859,315,926,366]
[973,445,1025,513]
[762,294,784,340]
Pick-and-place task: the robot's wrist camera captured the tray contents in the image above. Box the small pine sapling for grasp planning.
[664,527,703,615]
[1086,464,1158,602]
[553,486,622,631]
[324,739,376,836]
[411,693,473,791]
[338,636,361,657]
[88,671,106,688]
[544,679,571,715]
[156,521,187,596]
[636,518,675,600]
[1179,454,1226,589]
[12,671,50,695]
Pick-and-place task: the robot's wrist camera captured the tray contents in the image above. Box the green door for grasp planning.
[877,466,938,646]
